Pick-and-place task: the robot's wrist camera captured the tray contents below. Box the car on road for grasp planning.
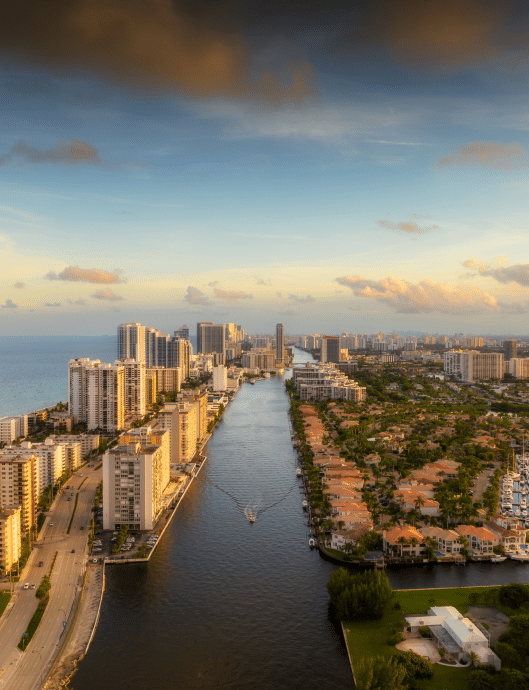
[79,474,83,477]
[49,522,54,526]
[80,526,84,530]
[23,583,29,590]
[92,558,98,563]
[71,549,75,553]
[38,561,43,567]
[66,485,70,489]
[30,584,35,589]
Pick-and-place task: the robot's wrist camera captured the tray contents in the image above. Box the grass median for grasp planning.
[0,592,11,618]
[18,595,49,651]
[66,494,79,534]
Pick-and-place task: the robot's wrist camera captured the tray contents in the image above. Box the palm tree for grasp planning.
[397,536,408,557]
[414,495,425,512]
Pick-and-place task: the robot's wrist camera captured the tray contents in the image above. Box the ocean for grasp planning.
[0,334,199,419]
[0,336,117,418]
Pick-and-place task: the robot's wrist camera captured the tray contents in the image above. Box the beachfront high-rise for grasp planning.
[117,323,146,361]
[69,358,124,432]
[0,454,37,533]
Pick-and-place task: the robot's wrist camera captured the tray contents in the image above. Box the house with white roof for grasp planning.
[405,606,501,670]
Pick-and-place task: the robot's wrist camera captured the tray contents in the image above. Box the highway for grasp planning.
[0,463,101,690]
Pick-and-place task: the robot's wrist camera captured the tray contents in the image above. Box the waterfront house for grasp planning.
[329,524,371,551]
[382,526,425,557]
[405,606,501,669]
[455,525,500,554]
[484,519,526,552]
[420,526,462,554]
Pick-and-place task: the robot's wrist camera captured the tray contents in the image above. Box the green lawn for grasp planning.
[342,586,501,690]
[395,586,492,616]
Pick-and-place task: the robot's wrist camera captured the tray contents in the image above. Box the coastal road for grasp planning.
[0,464,101,690]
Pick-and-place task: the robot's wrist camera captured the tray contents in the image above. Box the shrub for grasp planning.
[419,626,430,638]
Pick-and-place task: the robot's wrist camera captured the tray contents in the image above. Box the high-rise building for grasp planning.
[168,337,191,378]
[118,359,146,417]
[0,454,37,533]
[276,323,284,364]
[196,322,213,354]
[0,508,21,574]
[197,322,225,359]
[0,416,28,445]
[157,402,198,471]
[102,440,169,531]
[444,350,504,382]
[504,339,517,362]
[212,365,228,391]
[117,323,146,361]
[175,325,189,340]
[69,359,124,432]
[321,335,341,363]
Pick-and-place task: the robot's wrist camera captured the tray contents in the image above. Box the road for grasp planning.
[0,463,101,690]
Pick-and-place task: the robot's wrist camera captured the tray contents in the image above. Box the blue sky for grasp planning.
[1,0,529,336]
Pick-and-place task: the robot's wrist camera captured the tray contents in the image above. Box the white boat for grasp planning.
[302,500,308,509]
[490,555,507,563]
[510,553,529,561]
[296,468,302,477]
[309,538,316,548]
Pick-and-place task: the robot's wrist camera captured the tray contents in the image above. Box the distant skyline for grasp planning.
[1,1,529,335]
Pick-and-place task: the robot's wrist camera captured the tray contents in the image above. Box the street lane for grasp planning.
[0,463,101,690]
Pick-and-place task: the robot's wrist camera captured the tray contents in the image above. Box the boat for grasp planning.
[302,500,308,509]
[309,538,316,548]
[248,514,256,523]
[296,468,302,477]
[510,552,529,561]
[490,555,507,563]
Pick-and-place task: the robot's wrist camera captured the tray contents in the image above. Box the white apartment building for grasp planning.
[117,323,146,361]
[444,350,503,382]
[0,508,21,574]
[212,365,228,392]
[0,416,28,445]
[47,433,99,460]
[292,363,366,402]
[119,426,171,491]
[14,440,65,496]
[505,358,529,379]
[240,349,276,371]
[69,359,124,432]
[102,441,169,531]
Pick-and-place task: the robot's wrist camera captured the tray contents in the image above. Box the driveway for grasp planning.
[467,606,509,646]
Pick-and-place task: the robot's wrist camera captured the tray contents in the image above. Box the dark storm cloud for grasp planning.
[0,0,316,103]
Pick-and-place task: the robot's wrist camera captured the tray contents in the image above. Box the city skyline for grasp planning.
[1,1,529,335]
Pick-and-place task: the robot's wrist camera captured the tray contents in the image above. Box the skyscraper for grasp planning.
[117,323,146,361]
[197,322,225,359]
[276,323,284,364]
[504,339,517,362]
[321,335,341,363]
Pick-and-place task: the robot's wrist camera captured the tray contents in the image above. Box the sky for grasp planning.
[1,0,529,336]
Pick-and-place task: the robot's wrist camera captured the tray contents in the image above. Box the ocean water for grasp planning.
[0,334,199,418]
[0,336,116,418]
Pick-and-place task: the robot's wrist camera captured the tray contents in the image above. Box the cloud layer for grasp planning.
[464,258,529,286]
[1,299,17,308]
[377,219,439,235]
[336,274,505,314]
[0,0,315,103]
[91,289,123,301]
[45,265,124,283]
[214,288,253,301]
[0,139,101,166]
[438,141,526,169]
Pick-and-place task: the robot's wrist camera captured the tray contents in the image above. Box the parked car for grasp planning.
[30,584,35,589]
[23,583,29,590]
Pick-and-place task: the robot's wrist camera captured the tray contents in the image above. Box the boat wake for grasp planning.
[208,479,297,521]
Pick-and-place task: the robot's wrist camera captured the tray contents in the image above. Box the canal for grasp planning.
[72,348,529,690]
